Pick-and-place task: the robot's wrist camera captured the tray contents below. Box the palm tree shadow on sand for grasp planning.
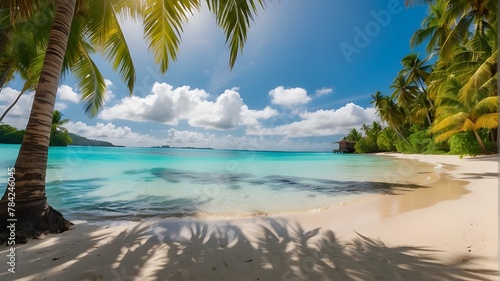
[1,218,497,281]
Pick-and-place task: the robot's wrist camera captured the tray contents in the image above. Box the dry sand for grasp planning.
[0,153,498,281]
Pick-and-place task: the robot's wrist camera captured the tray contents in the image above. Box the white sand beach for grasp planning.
[0,153,498,281]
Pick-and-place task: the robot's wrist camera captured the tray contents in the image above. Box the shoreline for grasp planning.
[0,153,498,280]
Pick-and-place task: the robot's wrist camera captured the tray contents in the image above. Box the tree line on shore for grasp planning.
[0,110,71,146]
[343,0,498,156]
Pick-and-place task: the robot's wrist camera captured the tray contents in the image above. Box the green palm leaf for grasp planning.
[143,0,200,73]
[434,129,461,143]
[459,49,498,105]
[440,12,474,62]
[73,51,106,117]
[431,112,468,133]
[85,0,136,93]
[207,0,264,68]
[474,113,498,129]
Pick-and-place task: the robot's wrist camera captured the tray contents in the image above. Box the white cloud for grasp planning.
[64,121,160,147]
[55,102,68,110]
[0,87,34,129]
[103,79,115,104]
[247,103,378,137]
[315,87,333,97]
[57,85,80,103]
[269,86,311,106]
[99,83,276,130]
[164,129,333,151]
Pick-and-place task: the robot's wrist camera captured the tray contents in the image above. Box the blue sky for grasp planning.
[0,0,428,151]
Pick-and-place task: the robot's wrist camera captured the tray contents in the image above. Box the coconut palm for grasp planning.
[376,127,398,152]
[440,0,497,62]
[49,110,71,146]
[0,6,51,122]
[0,0,267,241]
[370,91,384,109]
[390,74,418,107]
[346,128,362,141]
[410,0,450,54]
[379,96,407,140]
[431,76,498,154]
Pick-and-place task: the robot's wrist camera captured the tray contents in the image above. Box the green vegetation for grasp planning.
[0,124,25,144]
[344,0,498,156]
[68,133,117,147]
[49,110,72,146]
[0,110,73,146]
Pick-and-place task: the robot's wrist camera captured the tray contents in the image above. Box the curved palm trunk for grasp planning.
[472,128,489,155]
[0,89,25,122]
[0,0,76,243]
[417,79,434,122]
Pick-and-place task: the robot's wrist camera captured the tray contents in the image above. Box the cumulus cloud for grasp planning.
[315,87,333,97]
[164,129,333,151]
[57,85,80,103]
[99,82,276,130]
[167,129,209,143]
[64,121,160,147]
[269,86,311,106]
[247,103,378,137]
[55,102,68,110]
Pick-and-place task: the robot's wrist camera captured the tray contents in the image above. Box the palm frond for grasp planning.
[72,50,106,117]
[474,113,498,129]
[207,0,264,68]
[86,0,136,93]
[434,129,461,143]
[440,12,474,62]
[431,112,468,133]
[459,49,498,105]
[473,96,499,115]
[143,0,200,73]
[410,26,436,49]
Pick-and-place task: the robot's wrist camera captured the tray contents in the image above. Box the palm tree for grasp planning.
[0,6,51,122]
[370,91,385,111]
[411,91,433,126]
[50,110,71,146]
[346,128,362,141]
[360,124,371,136]
[379,96,407,140]
[399,53,434,122]
[376,127,398,152]
[51,110,69,129]
[431,76,498,154]
[390,74,418,107]
[410,0,450,54]
[440,0,497,62]
[0,0,267,241]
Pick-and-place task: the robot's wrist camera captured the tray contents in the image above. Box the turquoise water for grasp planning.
[0,144,417,220]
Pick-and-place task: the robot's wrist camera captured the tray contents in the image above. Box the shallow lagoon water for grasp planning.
[0,144,426,220]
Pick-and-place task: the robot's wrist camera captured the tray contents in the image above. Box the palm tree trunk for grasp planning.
[0,89,25,122]
[0,0,76,243]
[417,79,434,120]
[472,128,489,155]
[425,111,432,126]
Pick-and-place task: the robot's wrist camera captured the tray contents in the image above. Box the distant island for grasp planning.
[68,133,122,147]
[0,124,120,147]
[150,145,213,150]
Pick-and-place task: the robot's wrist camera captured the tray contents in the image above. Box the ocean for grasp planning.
[0,144,430,220]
